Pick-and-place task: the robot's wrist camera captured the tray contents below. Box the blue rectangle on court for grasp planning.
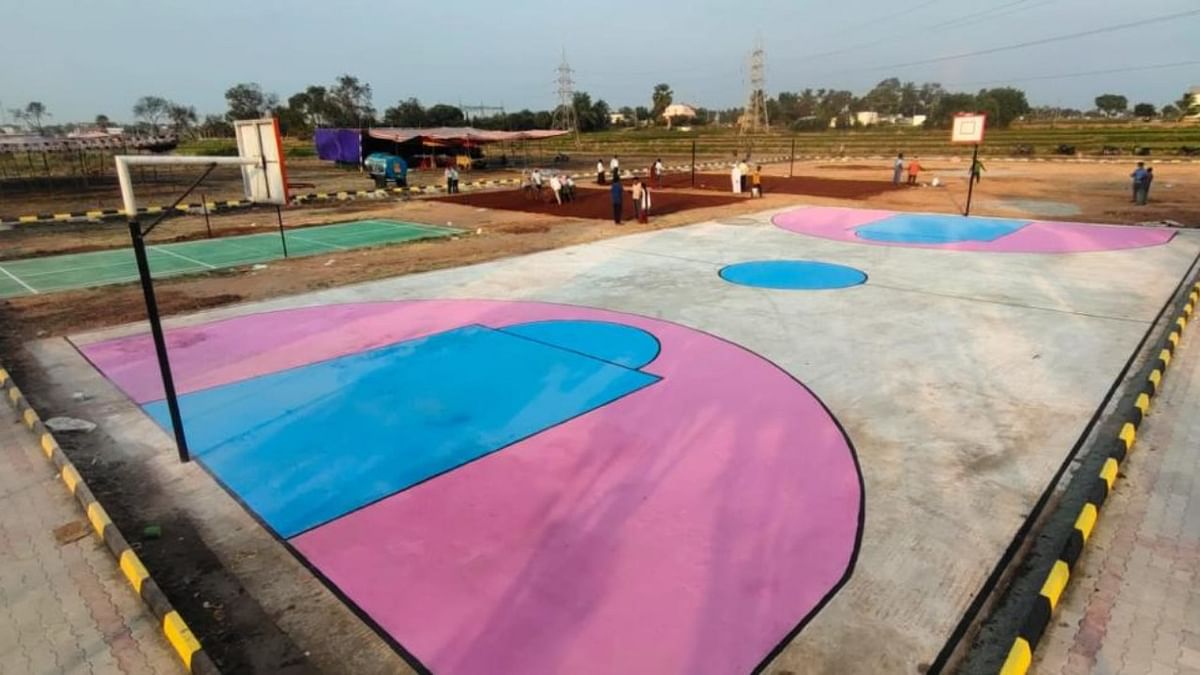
[855,213,1028,244]
[144,325,659,538]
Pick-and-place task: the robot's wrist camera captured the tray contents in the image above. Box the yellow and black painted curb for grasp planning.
[0,365,219,675]
[0,156,791,227]
[997,279,1200,675]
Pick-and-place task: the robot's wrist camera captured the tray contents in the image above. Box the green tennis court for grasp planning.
[0,219,459,299]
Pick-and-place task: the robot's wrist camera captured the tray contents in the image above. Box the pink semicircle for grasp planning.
[772,206,1175,253]
[81,300,863,675]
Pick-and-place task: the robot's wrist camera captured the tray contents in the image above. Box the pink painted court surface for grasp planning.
[81,300,863,675]
[772,206,1175,253]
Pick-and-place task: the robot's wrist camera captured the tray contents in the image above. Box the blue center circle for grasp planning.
[719,260,867,290]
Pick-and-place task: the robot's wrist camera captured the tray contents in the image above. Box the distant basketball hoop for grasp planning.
[951,113,987,216]
[951,113,987,144]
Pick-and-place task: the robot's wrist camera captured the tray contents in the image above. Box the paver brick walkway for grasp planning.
[1034,327,1200,674]
[0,411,178,674]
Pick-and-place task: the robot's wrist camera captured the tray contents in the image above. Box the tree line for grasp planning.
[6,74,1198,139]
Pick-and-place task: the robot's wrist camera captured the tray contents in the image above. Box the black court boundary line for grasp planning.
[71,298,864,675]
[928,244,1200,674]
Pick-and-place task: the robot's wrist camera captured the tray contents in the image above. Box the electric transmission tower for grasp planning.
[551,50,580,145]
[740,39,770,135]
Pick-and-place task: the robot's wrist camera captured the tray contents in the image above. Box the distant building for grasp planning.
[910,115,927,127]
[608,112,628,125]
[662,103,697,128]
[854,111,880,126]
[1189,86,1200,117]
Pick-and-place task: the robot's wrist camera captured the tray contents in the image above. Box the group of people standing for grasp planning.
[1130,162,1155,205]
[891,153,929,186]
[609,177,652,225]
[443,165,461,193]
[730,159,763,197]
[523,168,577,204]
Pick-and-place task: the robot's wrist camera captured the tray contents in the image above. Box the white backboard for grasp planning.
[235,118,289,205]
[951,113,987,144]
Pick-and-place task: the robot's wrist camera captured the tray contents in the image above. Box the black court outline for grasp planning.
[717,260,869,290]
[770,206,1179,254]
[495,319,663,370]
[75,299,865,675]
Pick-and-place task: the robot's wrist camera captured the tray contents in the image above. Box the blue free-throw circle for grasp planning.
[719,260,867,290]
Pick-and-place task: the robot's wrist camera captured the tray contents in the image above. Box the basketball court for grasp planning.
[0,219,459,298]
[40,200,1199,674]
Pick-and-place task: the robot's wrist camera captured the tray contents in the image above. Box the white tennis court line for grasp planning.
[0,263,38,295]
[150,245,217,269]
[374,219,461,234]
[283,232,351,251]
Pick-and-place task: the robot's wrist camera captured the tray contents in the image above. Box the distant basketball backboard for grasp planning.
[951,113,987,144]
[235,118,289,205]
[114,117,289,216]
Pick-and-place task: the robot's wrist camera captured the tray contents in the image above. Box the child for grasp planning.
[751,166,763,197]
[637,180,651,223]
[906,157,922,186]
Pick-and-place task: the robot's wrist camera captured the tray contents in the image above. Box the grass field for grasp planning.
[0,219,457,298]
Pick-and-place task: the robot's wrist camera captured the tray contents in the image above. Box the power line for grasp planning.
[940,59,1200,89]
[793,0,1054,63]
[828,0,944,36]
[825,8,1200,74]
[927,0,1030,30]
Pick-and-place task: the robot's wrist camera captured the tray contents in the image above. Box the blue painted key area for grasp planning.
[145,322,661,538]
[719,260,867,290]
[855,213,1028,244]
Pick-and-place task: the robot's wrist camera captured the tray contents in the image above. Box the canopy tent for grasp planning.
[314,127,569,166]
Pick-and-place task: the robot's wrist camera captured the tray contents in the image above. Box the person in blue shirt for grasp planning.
[1130,162,1148,203]
[611,178,624,224]
[1138,167,1154,205]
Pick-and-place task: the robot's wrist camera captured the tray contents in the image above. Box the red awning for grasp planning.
[365,127,569,145]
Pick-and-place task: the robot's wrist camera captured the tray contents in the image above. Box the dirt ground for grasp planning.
[432,184,745,220]
[2,159,1198,342]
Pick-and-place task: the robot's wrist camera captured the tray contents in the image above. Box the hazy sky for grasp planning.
[2,0,1198,124]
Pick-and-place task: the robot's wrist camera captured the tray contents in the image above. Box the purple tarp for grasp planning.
[314,128,362,163]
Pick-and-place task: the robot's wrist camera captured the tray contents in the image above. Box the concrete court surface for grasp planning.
[33,207,1200,673]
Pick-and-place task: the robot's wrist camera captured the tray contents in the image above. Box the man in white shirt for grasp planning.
[653,158,665,189]
[731,163,742,194]
[610,156,620,183]
[596,159,606,185]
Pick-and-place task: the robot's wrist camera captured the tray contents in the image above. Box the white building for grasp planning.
[854,111,880,126]
[662,103,697,128]
[1189,86,1200,117]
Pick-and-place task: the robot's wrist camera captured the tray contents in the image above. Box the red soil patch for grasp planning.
[433,186,745,221]
[684,173,898,199]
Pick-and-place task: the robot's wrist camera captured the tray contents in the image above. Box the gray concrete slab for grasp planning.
[49,210,1200,673]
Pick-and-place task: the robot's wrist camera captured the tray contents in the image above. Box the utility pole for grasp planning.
[551,50,580,147]
[739,38,769,135]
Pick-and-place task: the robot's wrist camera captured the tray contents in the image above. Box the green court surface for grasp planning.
[0,219,459,298]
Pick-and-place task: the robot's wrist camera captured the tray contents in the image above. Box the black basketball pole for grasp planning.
[201,192,213,238]
[129,221,190,463]
[125,161,217,464]
[965,143,980,216]
[690,140,697,188]
[275,205,289,257]
[789,137,796,178]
